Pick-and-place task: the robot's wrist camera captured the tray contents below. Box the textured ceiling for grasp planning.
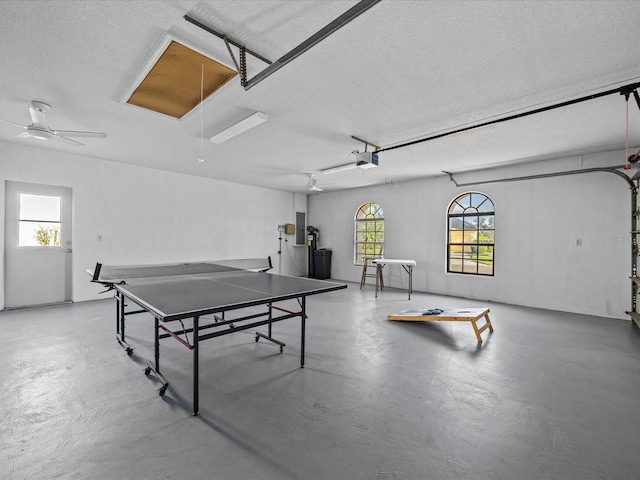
[1,0,640,193]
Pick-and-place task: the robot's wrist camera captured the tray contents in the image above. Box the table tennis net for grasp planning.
[92,257,272,284]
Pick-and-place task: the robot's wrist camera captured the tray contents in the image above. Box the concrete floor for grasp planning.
[2,282,640,480]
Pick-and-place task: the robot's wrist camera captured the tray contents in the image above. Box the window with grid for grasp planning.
[355,202,384,264]
[447,192,494,276]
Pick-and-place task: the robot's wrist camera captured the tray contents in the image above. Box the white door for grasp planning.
[4,181,72,308]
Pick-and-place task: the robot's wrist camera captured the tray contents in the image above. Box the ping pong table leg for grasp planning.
[300,297,306,368]
[255,303,286,353]
[154,317,160,372]
[193,315,199,416]
[119,294,125,342]
[144,317,169,396]
[115,293,134,356]
[116,293,120,335]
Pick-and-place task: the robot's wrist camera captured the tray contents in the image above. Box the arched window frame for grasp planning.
[354,202,384,265]
[447,192,495,276]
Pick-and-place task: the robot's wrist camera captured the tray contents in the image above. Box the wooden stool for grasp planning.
[360,257,383,289]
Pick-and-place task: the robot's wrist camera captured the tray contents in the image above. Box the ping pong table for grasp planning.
[91,258,347,415]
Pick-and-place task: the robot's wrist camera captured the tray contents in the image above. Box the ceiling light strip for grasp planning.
[209,112,269,144]
[320,163,359,175]
[321,152,379,174]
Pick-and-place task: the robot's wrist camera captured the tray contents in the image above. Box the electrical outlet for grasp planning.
[575,238,582,246]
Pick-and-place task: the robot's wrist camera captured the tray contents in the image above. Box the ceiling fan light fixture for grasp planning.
[28,128,54,140]
[209,111,269,144]
[2,101,105,146]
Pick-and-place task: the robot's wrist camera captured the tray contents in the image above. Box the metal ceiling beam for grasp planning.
[445,166,635,190]
[184,15,272,65]
[244,0,382,91]
[351,135,380,151]
[378,81,640,154]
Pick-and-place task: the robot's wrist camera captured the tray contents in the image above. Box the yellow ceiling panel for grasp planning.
[127,41,237,118]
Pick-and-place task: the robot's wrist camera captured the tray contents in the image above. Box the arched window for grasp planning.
[355,202,384,264]
[447,192,494,276]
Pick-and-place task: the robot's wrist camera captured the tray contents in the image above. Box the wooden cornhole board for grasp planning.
[387,307,493,343]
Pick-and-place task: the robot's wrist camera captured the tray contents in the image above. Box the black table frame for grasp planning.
[110,280,345,416]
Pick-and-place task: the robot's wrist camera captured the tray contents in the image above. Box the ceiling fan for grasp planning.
[0,101,107,146]
[304,173,323,192]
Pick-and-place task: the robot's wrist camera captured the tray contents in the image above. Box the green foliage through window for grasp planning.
[34,225,61,246]
[18,193,62,247]
[355,202,384,264]
[447,192,494,276]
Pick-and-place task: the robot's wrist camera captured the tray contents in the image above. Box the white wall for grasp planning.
[309,150,632,319]
[2,140,633,319]
[0,141,307,308]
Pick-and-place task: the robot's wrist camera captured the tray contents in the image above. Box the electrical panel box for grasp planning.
[295,212,306,245]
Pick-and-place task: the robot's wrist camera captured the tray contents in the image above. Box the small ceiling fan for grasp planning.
[0,101,107,146]
[304,173,323,192]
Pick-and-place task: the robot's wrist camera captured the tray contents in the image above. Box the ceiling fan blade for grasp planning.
[0,118,28,129]
[53,129,106,138]
[28,106,49,127]
[52,134,84,146]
